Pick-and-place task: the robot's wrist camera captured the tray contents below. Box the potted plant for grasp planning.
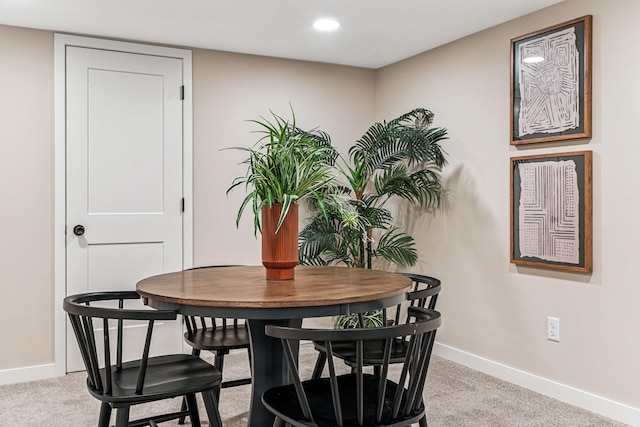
[298,108,448,325]
[227,109,337,280]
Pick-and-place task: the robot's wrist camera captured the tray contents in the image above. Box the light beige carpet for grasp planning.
[0,344,627,426]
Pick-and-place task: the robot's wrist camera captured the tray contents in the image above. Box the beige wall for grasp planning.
[376,0,640,410]
[0,0,638,420]
[191,50,375,266]
[0,25,375,369]
[0,25,54,369]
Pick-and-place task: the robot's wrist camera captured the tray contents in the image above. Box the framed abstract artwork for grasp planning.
[510,15,592,145]
[510,151,592,273]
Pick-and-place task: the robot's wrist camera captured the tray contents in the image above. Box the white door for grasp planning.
[65,46,185,371]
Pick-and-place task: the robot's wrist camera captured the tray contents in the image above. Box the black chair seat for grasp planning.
[313,337,410,367]
[262,374,425,427]
[184,324,250,352]
[90,354,222,404]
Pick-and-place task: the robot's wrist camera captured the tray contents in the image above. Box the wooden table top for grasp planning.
[136,265,411,309]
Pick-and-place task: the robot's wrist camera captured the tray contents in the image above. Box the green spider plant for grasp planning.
[226,109,338,235]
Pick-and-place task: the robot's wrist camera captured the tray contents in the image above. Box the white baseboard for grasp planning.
[434,343,640,427]
[0,363,57,386]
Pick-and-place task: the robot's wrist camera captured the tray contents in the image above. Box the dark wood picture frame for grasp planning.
[510,15,592,145]
[510,151,592,273]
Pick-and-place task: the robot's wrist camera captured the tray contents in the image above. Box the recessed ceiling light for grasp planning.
[313,18,340,32]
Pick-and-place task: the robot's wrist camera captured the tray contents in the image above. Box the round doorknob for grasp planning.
[73,225,85,236]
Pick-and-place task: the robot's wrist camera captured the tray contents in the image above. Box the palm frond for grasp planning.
[299,222,356,267]
[372,228,418,267]
[373,165,442,208]
[407,169,443,208]
[349,108,447,180]
[387,108,434,128]
[396,126,449,167]
[298,227,338,263]
[357,204,393,230]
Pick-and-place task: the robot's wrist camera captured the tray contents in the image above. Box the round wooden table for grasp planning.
[136,265,411,427]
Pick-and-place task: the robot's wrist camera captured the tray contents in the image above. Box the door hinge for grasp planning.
[180,86,185,100]
[181,198,185,213]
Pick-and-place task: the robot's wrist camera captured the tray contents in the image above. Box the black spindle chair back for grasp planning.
[312,273,441,380]
[262,307,441,426]
[64,291,223,427]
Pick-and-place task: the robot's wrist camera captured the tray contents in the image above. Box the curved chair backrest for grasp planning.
[63,291,177,396]
[266,307,441,426]
[184,316,245,336]
[403,273,441,309]
[380,273,441,327]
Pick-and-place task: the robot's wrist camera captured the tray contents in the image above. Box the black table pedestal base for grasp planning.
[247,318,302,427]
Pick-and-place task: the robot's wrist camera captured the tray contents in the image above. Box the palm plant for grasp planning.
[299,108,448,326]
[299,108,449,270]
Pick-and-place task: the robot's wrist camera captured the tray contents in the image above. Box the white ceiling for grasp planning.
[0,0,563,69]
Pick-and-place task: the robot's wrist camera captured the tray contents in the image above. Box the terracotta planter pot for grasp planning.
[261,203,298,280]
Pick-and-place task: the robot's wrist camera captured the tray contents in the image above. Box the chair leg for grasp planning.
[114,407,130,427]
[214,352,226,373]
[186,393,201,427]
[177,397,188,425]
[202,389,224,427]
[178,348,204,425]
[419,414,428,427]
[97,402,111,427]
[311,351,327,379]
[213,352,226,402]
[273,417,286,427]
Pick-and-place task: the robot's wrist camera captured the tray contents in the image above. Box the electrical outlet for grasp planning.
[547,316,560,342]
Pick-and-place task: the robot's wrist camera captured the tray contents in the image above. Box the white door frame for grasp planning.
[54,34,194,376]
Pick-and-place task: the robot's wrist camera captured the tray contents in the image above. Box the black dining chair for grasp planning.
[182,314,252,392]
[63,291,223,427]
[312,273,442,379]
[262,306,441,426]
[178,265,252,424]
